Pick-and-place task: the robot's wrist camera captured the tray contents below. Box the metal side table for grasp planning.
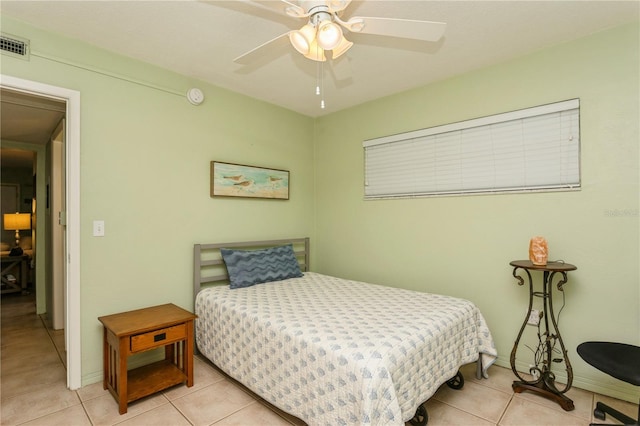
[509,260,577,411]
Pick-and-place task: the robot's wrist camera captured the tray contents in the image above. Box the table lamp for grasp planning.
[3,213,31,246]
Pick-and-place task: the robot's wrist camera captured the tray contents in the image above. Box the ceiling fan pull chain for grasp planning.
[313,43,325,109]
[320,57,325,109]
[315,60,321,96]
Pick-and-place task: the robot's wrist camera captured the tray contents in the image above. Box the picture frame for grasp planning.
[210,161,290,200]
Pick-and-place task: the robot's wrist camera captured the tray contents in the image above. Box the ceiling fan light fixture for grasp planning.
[289,23,316,54]
[316,20,342,50]
[304,39,326,62]
[331,35,353,59]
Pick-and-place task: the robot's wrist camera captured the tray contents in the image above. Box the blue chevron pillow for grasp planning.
[221,244,303,289]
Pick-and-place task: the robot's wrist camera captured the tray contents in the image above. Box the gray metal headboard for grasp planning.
[193,237,310,299]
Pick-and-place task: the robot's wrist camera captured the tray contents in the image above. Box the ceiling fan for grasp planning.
[234,0,447,64]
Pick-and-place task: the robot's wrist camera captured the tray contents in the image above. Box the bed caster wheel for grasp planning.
[410,404,428,426]
[593,407,606,421]
[446,371,464,390]
[593,401,608,420]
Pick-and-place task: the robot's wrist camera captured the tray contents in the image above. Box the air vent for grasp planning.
[0,33,30,60]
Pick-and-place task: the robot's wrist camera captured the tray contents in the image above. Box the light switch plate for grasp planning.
[93,220,105,237]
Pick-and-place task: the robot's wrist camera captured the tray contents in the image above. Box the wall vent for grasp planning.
[0,33,30,60]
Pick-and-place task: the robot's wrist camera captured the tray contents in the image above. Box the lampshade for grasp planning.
[3,213,31,231]
[331,35,353,59]
[304,39,326,62]
[316,20,342,50]
[289,23,316,55]
[4,212,31,247]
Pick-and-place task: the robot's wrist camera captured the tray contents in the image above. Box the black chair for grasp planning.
[577,342,640,425]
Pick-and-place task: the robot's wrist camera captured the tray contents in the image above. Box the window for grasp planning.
[363,99,580,199]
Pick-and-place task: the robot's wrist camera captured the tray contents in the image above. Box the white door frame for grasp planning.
[1,74,81,389]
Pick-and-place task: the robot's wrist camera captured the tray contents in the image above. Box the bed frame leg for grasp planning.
[476,355,483,379]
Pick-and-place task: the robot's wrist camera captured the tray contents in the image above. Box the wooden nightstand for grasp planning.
[98,303,197,414]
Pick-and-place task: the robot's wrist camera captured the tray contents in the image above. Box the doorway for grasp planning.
[1,90,63,323]
[1,75,81,389]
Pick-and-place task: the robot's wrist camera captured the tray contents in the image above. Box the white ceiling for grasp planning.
[0,89,65,167]
[1,89,65,144]
[0,0,638,118]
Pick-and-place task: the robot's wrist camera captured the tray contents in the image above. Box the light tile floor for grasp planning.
[2,293,638,425]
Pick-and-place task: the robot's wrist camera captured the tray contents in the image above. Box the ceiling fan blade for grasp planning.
[251,0,307,17]
[347,16,446,42]
[327,0,352,14]
[234,32,292,65]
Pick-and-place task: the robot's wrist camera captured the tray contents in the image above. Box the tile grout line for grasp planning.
[2,311,84,425]
[167,397,197,425]
[38,313,66,367]
[496,393,515,426]
[35,311,94,425]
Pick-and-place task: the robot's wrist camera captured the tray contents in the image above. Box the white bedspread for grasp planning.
[196,272,497,425]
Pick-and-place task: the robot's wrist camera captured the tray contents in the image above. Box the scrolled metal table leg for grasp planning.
[509,261,576,411]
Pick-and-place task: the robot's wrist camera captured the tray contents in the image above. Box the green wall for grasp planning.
[314,22,639,401]
[1,16,315,385]
[2,14,638,402]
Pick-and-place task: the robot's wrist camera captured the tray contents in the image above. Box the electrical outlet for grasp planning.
[527,309,541,326]
[529,364,540,380]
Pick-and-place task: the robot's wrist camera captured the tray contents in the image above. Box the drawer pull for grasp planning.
[130,324,186,352]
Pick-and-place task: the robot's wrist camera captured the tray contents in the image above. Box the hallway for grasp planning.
[1,293,74,423]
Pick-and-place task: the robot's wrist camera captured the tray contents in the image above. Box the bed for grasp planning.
[194,238,497,425]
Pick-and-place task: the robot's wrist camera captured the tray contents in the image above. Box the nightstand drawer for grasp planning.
[130,324,186,352]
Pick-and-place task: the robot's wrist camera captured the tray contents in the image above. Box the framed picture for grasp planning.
[210,161,290,200]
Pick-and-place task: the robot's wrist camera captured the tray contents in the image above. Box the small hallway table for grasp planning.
[1,254,29,295]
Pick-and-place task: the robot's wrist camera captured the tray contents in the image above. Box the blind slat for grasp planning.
[364,100,580,198]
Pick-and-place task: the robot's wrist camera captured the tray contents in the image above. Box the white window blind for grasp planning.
[363,99,580,199]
